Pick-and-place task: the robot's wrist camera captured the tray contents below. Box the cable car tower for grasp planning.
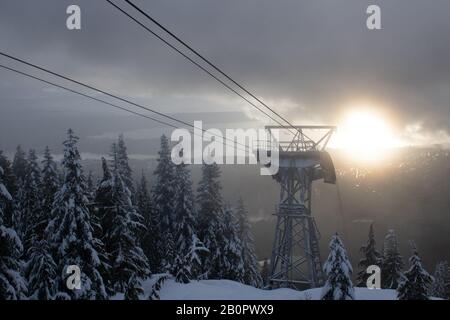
[258,125,337,289]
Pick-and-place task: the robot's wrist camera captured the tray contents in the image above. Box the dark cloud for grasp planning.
[1,0,450,151]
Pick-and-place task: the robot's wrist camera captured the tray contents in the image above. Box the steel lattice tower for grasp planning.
[258,126,336,289]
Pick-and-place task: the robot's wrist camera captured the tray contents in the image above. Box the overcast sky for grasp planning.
[1,0,450,154]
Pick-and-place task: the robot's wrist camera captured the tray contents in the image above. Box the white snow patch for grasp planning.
[112,277,402,300]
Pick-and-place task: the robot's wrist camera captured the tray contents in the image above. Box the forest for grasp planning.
[1,129,449,300]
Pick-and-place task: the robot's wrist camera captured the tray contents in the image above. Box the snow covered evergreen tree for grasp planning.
[24,240,57,300]
[23,148,59,299]
[12,145,27,183]
[0,166,27,299]
[381,229,404,289]
[102,147,150,294]
[197,163,224,279]
[321,233,355,300]
[0,167,10,222]
[220,205,244,282]
[94,157,114,239]
[11,146,28,239]
[357,223,382,287]
[397,242,433,300]
[86,171,95,203]
[136,171,159,273]
[92,157,116,295]
[0,151,16,228]
[124,274,144,300]
[41,146,59,219]
[236,198,262,287]
[22,149,43,254]
[260,259,270,287]
[152,135,176,272]
[430,261,449,299]
[46,129,107,299]
[172,163,207,283]
[116,134,134,197]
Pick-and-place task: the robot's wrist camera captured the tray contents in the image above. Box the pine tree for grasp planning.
[11,146,28,239]
[41,146,59,220]
[357,223,382,287]
[430,261,449,299]
[24,148,59,299]
[0,151,17,228]
[220,205,244,282]
[22,149,43,254]
[12,145,27,183]
[197,163,224,279]
[397,242,433,300]
[124,274,144,300]
[24,240,57,300]
[103,147,150,293]
[86,171,95,203]
[0,166,27,299]
[236,198,262,288]
[152,135,176,272]
[260,259,270,287]
[172,163,207,283]
[116,134,134,197]
[94,157,114,239]
[321,233,355,300]
[381,229,404,289]
[136,171,159,272]
[46,129,107,299]
[0,166,11,221]
[92,157,116,295]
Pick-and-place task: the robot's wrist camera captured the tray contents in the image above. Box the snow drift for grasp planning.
[113,277,400,300]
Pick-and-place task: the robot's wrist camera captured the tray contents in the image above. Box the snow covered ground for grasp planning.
[113,276,400,300]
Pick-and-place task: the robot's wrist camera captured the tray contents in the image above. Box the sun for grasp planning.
[330,109,402,163]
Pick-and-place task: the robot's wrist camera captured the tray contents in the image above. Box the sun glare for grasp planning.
[330,109,402,163]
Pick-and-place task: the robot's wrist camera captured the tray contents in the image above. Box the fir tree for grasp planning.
[10,147,28,239]
[12,146,29,238]
[124,274,144,300]
[92,157,116,295]
[136,171,159,273]
[397,242,433,300]
[46,129,107,299]
[116,134,134,197]
[41,146,59,220]
[152,135,175,272]
[86,171,95,203]
[0,167,10,221]
[197,163,224,279]
[0,166,27,299]
[0,151,16,227]
[430,261,449,299]
[12,145,27,183]
[357,223,382,287]
[321,233,355,300]
[381,229,404,289]
[24,149,59,299]
[94,157,114,239]
[236,198,262,288]
[220,205,244,282]
[22,149,43,254]
[24,240,57,300]
[260,259,270,287]
[103,148,150,293]
[172,163,207,283]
